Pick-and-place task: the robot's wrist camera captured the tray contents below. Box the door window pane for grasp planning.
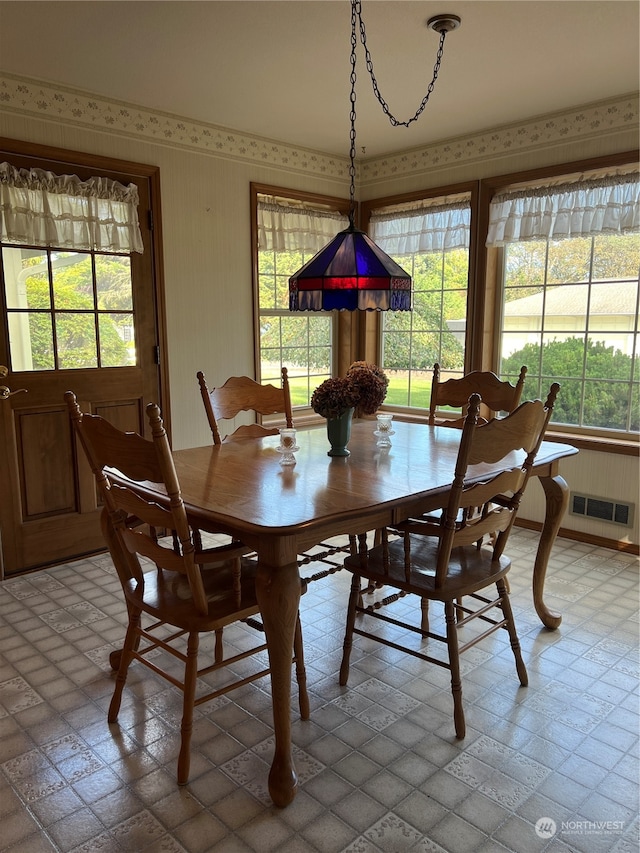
[56,313,98,369]
[2,245,137,371]
[99,313,135,366]
[52,252,93,306]
[8,312,54,370]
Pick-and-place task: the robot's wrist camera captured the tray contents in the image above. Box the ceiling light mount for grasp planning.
[427,14,462,35]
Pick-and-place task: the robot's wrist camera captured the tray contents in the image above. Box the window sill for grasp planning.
[544,430,639,457]
[384,409,639,457]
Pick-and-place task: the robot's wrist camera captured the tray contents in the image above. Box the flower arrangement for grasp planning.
[311,363,388,419]
[347,361,389,416]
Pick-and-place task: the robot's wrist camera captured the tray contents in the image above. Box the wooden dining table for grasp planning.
[163,418,577,807]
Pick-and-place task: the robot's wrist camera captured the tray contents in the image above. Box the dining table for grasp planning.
[162,418,577,807]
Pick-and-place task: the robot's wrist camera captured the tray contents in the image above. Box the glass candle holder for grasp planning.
[374,413,394,447]
[277,428,299,466]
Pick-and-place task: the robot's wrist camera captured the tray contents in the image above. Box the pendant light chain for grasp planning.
[354,0,448,129]
[348,0,358,226]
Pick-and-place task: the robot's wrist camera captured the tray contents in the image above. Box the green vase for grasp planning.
[326,408,354,457]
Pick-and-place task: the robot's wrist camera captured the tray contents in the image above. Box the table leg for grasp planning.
[255,554,301,808]
[534,473,569,630]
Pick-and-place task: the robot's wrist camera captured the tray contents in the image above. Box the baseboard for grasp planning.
[515,518,640,556]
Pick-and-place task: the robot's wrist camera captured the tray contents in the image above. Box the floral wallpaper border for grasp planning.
[361,94,639,186]
[0,72,637,183]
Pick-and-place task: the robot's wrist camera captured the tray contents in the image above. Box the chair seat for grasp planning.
[123,557,281,631]
[344,536,511,602]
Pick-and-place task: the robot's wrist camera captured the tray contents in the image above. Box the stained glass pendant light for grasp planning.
[289,1,461,312]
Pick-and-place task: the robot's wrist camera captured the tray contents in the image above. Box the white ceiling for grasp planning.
[1,1,638,158]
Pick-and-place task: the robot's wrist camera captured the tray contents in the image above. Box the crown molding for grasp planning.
[1,73,637,185]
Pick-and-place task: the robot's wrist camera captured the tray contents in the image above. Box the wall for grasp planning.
[0,73,638,546]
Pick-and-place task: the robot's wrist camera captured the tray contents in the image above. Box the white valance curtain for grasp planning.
[257,198,349,253]
[486,172,640,247]
[370,200,471,254]
[0,162,144,253]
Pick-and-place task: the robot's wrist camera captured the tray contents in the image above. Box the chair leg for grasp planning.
[108,609,141,723]
[177,631,199,785]
[455,597,464,622]
[214,628,223,664]
[420,597,430,633]
[293,614,310,720]
[497,578,528,686]
[339,573,361,686]
[444,601,465,739]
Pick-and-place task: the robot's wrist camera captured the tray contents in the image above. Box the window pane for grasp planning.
[3,247,51,309]
[582,380,630,430]
[259,273,277,310]
[504,241,547,290]
[52,253,94,308]
[547,237,591,283]
[56,313,97,368]
[592,233,640,279]
[8,312,55,370]
[99,313,135,367]
[275,275,290,310]
[385,370,409,407]
[96,255,133,310]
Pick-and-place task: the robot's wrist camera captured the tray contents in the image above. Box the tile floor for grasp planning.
[0,529,638,853]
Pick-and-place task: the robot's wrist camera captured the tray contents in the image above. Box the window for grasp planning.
[3,247,135,370]
[368,192,472,408]
[253,186,349,407]
[489,171,640,434]
[0,162,143,371]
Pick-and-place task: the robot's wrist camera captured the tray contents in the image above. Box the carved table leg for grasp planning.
[534,474,569,630]
[255,553,301,808]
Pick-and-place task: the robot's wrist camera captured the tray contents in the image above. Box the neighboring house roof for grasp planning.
[503,281,638,317]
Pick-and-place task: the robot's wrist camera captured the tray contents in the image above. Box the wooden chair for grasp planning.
[339,384,559,740]
[65,391,309,785]
[197,367,293,443]
[197,366,355,584]
[429,363,527,427]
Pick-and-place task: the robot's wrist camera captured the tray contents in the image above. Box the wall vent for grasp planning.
[570,492,635,527]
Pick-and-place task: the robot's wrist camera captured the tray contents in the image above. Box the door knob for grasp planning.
[0,385,27,400]
[0,366,28,399]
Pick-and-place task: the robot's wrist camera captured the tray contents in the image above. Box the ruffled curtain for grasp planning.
[257,198,349,253]
[0,162,144,253]
[370,200,471,254]
[486,172,640,247]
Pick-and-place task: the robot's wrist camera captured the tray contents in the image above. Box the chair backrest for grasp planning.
[197,368,293,444]
[409,383,559,587]
[429,363,527,426]
[65,391,209,614]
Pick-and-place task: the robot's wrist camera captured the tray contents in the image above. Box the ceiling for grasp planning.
[0,1,638,159]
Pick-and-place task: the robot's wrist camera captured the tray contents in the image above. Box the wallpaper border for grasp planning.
[0,72,637,182]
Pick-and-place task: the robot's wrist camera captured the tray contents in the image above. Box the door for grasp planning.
[0,144,167,575]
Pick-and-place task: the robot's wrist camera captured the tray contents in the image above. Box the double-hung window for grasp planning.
[367,191,472,408]
[488,170,640,435]
[253,186,349,407]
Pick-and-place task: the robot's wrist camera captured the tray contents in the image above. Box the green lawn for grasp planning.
[290,373,433,409]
